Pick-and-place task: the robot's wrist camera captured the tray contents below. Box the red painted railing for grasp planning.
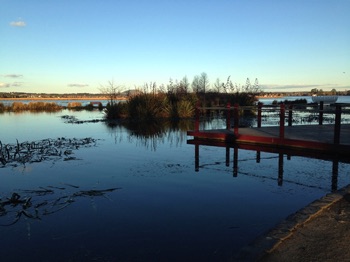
[194,102,349,145]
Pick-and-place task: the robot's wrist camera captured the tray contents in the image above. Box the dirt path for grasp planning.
[260,195,350,262]
[236,185,350,261]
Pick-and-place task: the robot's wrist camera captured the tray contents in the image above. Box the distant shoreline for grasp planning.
[0,97,127,101]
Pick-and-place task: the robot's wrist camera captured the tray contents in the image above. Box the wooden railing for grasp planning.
[194,102,350,145]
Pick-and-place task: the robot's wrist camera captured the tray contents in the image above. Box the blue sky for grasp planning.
[1,0,349,93]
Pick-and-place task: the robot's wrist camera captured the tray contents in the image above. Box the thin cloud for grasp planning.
[0,82,11,88]
[68,83,89,87]
[11,82,23,87]
[262,84,336,90]
[4,74,23,78]
[10,21,26,27]
[0,82,23,88]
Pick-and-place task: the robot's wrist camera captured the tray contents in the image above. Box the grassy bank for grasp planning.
[0,92,259,119]
[0,101,103,113]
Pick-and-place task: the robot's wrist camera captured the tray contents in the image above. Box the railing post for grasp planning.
[234,103,239,136]
[334,105,341,144]
[257,102,262,128]
[288,104,293,127]
[279,103,285,139]
[319,101,324,125]
[226,103,231,130]
[195,103,200,131]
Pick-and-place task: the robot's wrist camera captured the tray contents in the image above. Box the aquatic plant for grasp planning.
[0,186,120,226]
[0,137,97,167]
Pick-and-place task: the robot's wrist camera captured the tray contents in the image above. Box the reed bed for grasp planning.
[67,102,82,108]
[0,102,63,112]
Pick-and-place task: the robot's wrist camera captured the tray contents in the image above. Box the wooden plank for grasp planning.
[187,124,350,155]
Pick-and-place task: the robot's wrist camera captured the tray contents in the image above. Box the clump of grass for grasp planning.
[28,102,62,112]
[67,102,82,108]
[12,102,27,112]
[104,102,128,119]
[162,93,197,119]
[127,93,166,120]
[9,102,62,112]
[177,99,195,118]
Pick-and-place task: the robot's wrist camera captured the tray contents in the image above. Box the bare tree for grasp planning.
[199,72,210,93]
[192,72,210,93]
[99,80,123,105]
[192,75,201,93]
[214,78,222,93]
[179,76,190,94]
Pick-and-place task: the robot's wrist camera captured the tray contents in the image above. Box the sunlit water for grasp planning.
[0,110,349,261]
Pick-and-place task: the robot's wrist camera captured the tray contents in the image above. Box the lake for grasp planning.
[1,109,350,261]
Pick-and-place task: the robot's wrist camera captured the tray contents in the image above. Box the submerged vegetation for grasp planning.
[0,137,97,167]
[0,187,120,226]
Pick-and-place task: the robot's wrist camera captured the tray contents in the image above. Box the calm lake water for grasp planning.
[1,109,350,261]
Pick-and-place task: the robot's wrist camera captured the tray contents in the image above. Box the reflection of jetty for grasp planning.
[187,103,350,155]
[187,140,348,192]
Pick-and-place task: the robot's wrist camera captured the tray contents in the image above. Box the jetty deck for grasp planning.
[188,103,350,155]
[187,124,350,155]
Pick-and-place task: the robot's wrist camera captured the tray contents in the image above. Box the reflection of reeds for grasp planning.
[0,102,5,113]
[105,119,194,151]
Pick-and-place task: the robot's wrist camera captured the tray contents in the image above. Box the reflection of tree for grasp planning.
[104,119,193,151]
[0,186,120,226]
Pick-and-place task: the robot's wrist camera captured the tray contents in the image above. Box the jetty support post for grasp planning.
[319,101,324,125]
[226,103,231,130]
[226,146,230,167]
[278,153,284,186]
[195,144,199,172]
[334,105,341,145]
[195,103,200,131]
[279,103,285,139]
[234,103,239,136]
[233,146,238,177]
[288,104,293,127]
[257,102,262,128]
[332,159,339,192]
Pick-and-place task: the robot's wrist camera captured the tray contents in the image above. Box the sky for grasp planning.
[1,0,349,94]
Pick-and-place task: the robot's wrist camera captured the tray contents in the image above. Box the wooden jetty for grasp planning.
[187,103,350,156]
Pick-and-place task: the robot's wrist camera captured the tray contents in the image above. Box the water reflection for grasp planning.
[188,140,350,192]
[104,119,194,151]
